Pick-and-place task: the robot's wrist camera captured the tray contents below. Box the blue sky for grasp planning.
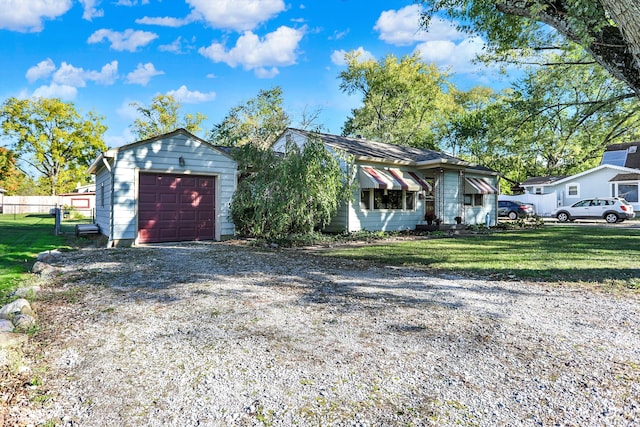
[0,0,512,149]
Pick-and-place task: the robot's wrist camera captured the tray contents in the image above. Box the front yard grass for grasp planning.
[321,226,640,289]
[0,214,76,298]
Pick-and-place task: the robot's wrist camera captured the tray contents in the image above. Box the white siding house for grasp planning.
[272,128,499,232]
[88,129,237,246]
[522,166,640,215]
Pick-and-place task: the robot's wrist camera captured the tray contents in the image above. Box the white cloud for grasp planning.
[86,60,119,85]
[136,16,192,27]
[159,37,188,53]
[414,37,485,73]
[88,28,158,52]
[0,0,72,32]
[126,63,164,85]
[186,0,285,31]
[116,0,150,5]
[166,85,216,103]
[79,0,104,21]
[330,47,374,66]
[199,26,303,77]
[26,58,56,83]
[51,60,119,87]
[32,83,78,100]
[374,5,464,46]
[53,62,87,87]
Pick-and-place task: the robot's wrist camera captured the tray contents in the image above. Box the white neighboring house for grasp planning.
[272,128,500,232]
[520,142,640,216]
[88,129,237,247]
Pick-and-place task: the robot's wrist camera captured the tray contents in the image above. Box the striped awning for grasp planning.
[359,167,431,191]
[465,177,498,194]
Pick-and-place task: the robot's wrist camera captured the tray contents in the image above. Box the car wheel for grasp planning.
[556,212,570,222]
[508,211,518,220]
[605,213,619,223]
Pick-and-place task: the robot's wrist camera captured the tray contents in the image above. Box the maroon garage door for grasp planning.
[138,173,215,244]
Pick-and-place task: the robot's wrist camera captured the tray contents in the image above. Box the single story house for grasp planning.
[521,142,640,215]
[272,128,500,232]
[88,129,237,246]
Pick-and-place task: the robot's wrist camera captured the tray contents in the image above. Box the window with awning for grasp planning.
[359,166,431,191]
[465,177,498,194]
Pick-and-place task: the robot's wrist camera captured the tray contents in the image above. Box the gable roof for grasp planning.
[523,164,640,188]
[283,128,495,173]
[602,141,640,169]
[88,128,233,174]
[521,176,568,186]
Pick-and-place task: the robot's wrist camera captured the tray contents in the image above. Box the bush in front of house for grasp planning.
[230,137,354,239]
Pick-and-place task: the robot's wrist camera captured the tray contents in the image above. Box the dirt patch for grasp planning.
[6,242,640,426]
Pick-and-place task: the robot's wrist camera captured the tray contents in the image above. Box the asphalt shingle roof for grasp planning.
[287,128,467,164]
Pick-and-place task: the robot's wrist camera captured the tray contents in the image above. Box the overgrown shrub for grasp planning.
[230,136,354,239]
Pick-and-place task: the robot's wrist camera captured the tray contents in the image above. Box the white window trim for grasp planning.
[534,186,543,195]
[566,183,580,198]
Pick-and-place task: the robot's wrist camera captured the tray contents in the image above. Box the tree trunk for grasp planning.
[497,0,640,98]
[598,0,640,72]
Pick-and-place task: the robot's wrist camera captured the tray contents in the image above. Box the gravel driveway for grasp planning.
[12,241,640,426]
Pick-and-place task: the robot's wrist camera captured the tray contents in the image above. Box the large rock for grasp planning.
[12,314,37,333]
[31,261,59,277]
[11,285,42,298]
[0,298,32,320]
[0,319,13,332]
[36,249,62,263]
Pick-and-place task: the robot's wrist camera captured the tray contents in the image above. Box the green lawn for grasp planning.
[0,214,74,297]
[322,226,640,288]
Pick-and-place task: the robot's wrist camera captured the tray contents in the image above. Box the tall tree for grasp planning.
[339,52,455,149]
[0,97,107,196]
[445,50,640,184]
[419,0,640,97]
[209,87,290,149]
[130,94,207,140]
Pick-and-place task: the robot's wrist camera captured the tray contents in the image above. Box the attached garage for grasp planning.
[88,129,237,247]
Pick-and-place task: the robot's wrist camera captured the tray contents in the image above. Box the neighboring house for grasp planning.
[0,187,5,213]
[88,129,237,247]
[520,142,640,216]
[272,128,499,232]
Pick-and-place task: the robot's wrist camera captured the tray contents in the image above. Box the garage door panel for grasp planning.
[138,173,216,243]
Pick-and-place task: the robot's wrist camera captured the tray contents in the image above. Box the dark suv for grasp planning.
[498,200,535,220]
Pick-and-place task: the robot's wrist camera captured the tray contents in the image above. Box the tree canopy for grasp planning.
[419,0,640,97]
[130,94,207,140]
[210,87,290,149]
[0,97,107,195]
[339,52,455,149]
[443,48,640,185]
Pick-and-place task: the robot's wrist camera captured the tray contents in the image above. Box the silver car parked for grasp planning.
[551,197,635,223]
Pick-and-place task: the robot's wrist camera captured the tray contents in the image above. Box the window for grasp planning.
[361,189,415,210]
[464,194,483,206]
[360,190,371,210]
[100,183,104,208]
[618,183,638,203]
[534,187,543,195]
[567,184,579,197]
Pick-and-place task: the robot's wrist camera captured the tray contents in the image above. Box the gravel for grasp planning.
[11,241,640,426]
